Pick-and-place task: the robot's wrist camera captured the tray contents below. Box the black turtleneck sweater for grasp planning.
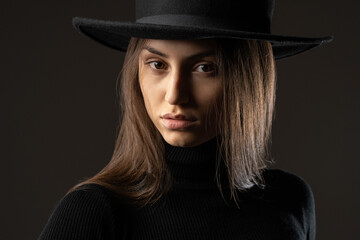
[39,137,316,240]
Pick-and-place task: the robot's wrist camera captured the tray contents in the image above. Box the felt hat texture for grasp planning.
[72,0,333,59]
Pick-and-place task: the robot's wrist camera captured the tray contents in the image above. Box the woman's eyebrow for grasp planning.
[141,46,215,60]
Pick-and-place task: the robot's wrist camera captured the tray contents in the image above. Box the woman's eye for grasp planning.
[149,61,166,70]
[146,61,216,74]
[195,64,216,73]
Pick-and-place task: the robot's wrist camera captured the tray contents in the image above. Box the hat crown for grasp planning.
[135,0,275,33]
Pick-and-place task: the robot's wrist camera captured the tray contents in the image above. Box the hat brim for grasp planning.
[72,17,333,60]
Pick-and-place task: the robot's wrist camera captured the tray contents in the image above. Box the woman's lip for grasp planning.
[161,118,196,130]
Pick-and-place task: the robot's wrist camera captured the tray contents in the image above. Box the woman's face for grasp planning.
[138,38,222,147]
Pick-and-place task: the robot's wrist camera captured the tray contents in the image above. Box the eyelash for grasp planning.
[145,61,217,74]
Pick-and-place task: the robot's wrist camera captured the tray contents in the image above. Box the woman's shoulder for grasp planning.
[67,182,117,203]
[263,168,313,192]
[256,168,316,211]
[39,183,129,239]
[65,182,111,198]
[259,169,316,238]
[54,183,119,215]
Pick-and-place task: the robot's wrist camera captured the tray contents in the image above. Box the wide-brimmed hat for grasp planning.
[72,0,333,60]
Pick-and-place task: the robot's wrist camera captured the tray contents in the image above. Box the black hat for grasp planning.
[72,0,333,60]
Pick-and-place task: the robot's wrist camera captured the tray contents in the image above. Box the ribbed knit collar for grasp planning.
[162,135,228,189]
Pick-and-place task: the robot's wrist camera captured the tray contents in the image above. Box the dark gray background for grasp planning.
[1,1,359,239]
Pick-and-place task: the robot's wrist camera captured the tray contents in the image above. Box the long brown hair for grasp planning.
[69,37,276,209]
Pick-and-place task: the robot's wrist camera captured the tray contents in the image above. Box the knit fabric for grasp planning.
[38,136,316,240]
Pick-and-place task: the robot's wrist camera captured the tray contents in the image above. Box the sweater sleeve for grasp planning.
[38,184,122,240]
[285,171,316,240]
[277,170,316,240]
[263,169,316,240]
[301,177,316,240]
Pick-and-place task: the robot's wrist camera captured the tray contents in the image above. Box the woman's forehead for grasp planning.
[140,38,218,58]
[142,38,218,51]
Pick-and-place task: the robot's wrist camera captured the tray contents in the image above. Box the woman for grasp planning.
[39,0,333,239]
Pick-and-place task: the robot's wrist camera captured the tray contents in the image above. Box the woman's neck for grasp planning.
[162,135,228,189]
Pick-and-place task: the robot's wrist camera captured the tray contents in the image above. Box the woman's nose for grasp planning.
[164,68,190,105]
